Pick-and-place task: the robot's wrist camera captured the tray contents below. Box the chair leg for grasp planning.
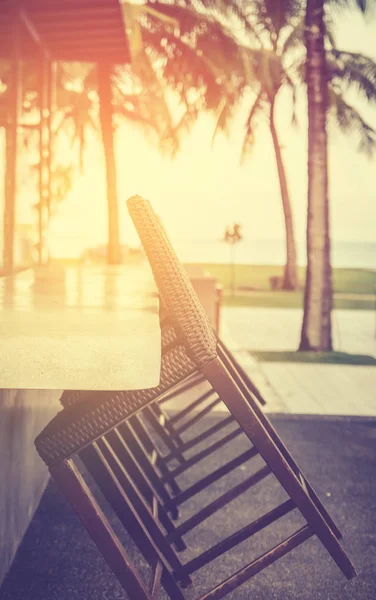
[166,389,216,427]
[218,339,266,406]
[118,420,181,508]
[79,446,186,598]
[130,414,182,495]
[150,402,185,448]
[148,341,265,472]
[105,429,186,551]
[157,376,230,449]
[163,415,236,464]
[122,411,260,530]
[159,372,206,405]
[94,438,190,585]
[202,357,357,581]
[50,459,152,600]
[142,405,186,463]
[218,345,343,540]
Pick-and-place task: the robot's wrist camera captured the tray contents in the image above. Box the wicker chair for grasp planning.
[35,195,356,600]
[59,213,268,513]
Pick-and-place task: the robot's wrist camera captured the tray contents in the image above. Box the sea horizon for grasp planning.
[45,233,376,270]
[172,238,376,270]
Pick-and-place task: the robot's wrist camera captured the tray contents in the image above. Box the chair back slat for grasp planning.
[127,196,217,367]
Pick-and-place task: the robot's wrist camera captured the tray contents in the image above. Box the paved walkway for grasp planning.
[2,416,375,600]
[221,307,376,417]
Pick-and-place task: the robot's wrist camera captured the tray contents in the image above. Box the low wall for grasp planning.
[0,388,61,585]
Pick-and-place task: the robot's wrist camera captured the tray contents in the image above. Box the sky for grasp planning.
[9,8,376,261]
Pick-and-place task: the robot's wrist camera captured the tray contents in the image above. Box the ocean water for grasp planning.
[172,239,376,270]
[46,232,375,270]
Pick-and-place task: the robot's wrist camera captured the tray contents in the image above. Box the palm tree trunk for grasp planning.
[97,62,121,265]
[299,0,333,351]
[269,99,298,290]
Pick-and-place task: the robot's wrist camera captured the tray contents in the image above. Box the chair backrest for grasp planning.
[127,196,217,368]
[35,196,217,468]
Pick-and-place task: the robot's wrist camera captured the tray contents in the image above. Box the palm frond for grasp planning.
[248,0,303,45]
[279,15,305,56]
[214,0,263,46]
[248,48,284,98]
[240,90,266,163]
[328,49,376,103]
[328,0,373,15]
[323,11,338,50]
[132,49,180,154]
[115,104,160,133]
[170,105,200,152]
[284,72,299,126]
[328,84,376,156]
[266,0,303,38]
[149,0,261,44]
[211,93,240,145]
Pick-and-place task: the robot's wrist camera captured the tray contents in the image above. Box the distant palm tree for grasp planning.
[54,66,97,175]
[237,5,303,291]
[96,0,248,264]
[195,0,304,290]
[96,62,121,264]
[300,0,374,351]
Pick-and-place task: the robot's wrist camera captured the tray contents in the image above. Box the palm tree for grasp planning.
[299,0,332,350]
[236,0,304,291]
[148,1,303,290]
[54,57,177,264]
[97,62,122,264]
[96,0,247,264]
[300,0,373,351]
[55,2,243,265]
[176,0,304,290]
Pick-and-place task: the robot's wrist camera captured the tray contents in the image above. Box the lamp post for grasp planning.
[224,223,242,298]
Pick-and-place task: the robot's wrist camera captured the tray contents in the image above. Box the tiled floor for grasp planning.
[1,415,375,600]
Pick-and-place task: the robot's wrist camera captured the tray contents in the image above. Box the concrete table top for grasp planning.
[0,264,161,391]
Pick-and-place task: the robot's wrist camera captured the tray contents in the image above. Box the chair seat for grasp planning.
[35,326,200,467]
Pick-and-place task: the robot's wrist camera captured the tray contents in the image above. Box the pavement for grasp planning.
[221,307,376,417]
[221,307,376,358]
[0,415,375,600]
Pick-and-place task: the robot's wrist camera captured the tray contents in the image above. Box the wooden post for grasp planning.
[3,12,22,274]
[37,55,50,265]
[97,61,121,265]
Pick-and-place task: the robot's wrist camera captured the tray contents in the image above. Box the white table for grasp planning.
[0,264,161,391]
[0,263,162,585]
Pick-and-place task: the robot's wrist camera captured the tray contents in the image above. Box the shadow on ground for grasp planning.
[1,415,375,600]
